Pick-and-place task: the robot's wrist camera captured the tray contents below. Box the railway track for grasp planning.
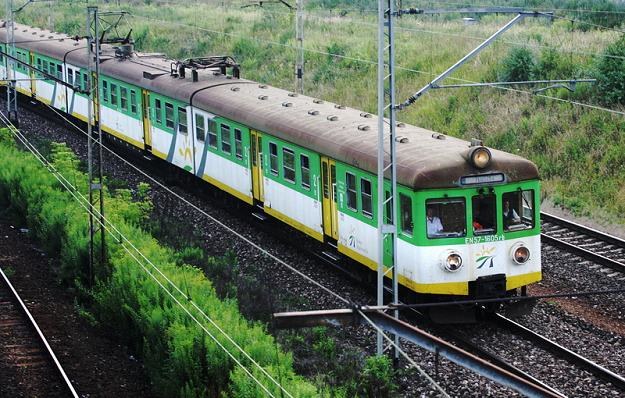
[493,313,625,392]
[0,267,78,398]
[541,212,625,273]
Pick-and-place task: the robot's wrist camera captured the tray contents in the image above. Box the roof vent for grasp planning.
[308,110,319,116]
[327,115,339,121]
[470,138,483,147]
[282,102,293,107]
[360,112,373,118]
[313,99,324,104]
[258,95,268,100]
[31,32,36,35]
[288,92,298,97]
[358,124,370,131]
[334,104,346,110]
[432,133,446,140]
[230,87,240,92]
[48,35,53,39]
[396,136,409,143]
[396,122,406,128]
[259,84,268,89]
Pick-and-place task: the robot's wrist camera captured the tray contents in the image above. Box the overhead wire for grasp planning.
[126,12,625,116]
[36,100,449,395]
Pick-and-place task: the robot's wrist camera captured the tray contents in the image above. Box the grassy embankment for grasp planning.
[16,0,625,224]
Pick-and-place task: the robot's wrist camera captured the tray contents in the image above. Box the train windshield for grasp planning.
[426,198,466,238]
[472,194,496,236]
[503,190,535,231]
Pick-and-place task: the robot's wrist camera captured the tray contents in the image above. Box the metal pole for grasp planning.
[295,0,304,94]
[5,0,18,125]
[376,0,399,360]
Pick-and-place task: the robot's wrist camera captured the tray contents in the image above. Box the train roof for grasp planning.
[2,22,539,190]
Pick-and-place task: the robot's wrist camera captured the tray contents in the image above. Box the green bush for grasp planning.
[595,36,625,106]
[0,131,318,397]
[498,47,535,82]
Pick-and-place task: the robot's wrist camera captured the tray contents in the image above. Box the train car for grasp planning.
[1,22,541,315]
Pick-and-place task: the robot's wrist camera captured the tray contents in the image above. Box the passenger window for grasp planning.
[56,64,63,79]
[67,68,74,85]
[207,119,217,148]
[74,72,81,89]
[361,178,372,218]
[221,124,231,154]
[102,80,109,103]
[155,98,162,124]
[234,129,243,160]
[426,198,466,239]
[165,103,174,129]
[400,194,413,235]
[43,60,49,76]
[195,114,205,142]
[472,194,496,236]
[130,90,137,114]
[503,190,535,231]
[110,83,118,106]
[346,172,357,211]
[120,87,128,111]
[178,108,187,134]
[300,154,310,190]
[269,142,278,175]
[283,148,295,182]
[322,161,329,198]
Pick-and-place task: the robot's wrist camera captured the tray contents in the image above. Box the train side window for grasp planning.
[426,198,466,239]
[110,83,118,107]
[165,103,174,129]
[195,114,205,142]
[74,72,81,89]
[472,194,496,236]
[234,129,243,160]
[43,60,49,76]
[207,119,217,148]
[178,107,187,134]
[102,80,109,103]
[503,190,534,231]
[67,68,74,86]
[346,172,357,211]
[120,87,128,111]
[155,98,162,124]
[300,154,310,190]
[283,148,295,183]
[400,194,413,235]
[36,58,42,76]
[361,178,372,218]
[56,64,63,80]
[221,124,231,154]
[130,90,138,114]
[322,161,329,198]
[269,142,278,176]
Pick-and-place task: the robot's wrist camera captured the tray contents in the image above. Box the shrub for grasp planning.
[594,36,625,106]
[498,47,536,82]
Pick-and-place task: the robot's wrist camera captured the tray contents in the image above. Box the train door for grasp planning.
[142,90,152,148]
[251,130,264,202]
[29,52,36,94]
[321,156,338,240]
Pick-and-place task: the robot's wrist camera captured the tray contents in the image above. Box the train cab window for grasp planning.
[102,80,109,103]
[155,98,162,124]
[361,178,372,218]
[472,194,496,236]
[269,142,278,175]
[195,114,205,142]
[178,108,187,134]
[503,190,535,231]
[120,87,128,111]
[165,103,174,129]
[110,83,118,106]
[300,154,310,190]
[221,124,232,154]
[234,129,243,160]
[283,148,295,183]
[400,194,413,235]
[130,90,138,114]
[426,198,466,239]
[207,119,217,148]
[346,172,357,211]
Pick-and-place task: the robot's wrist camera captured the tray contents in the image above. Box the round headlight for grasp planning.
[512,245,530,264]
[470,147,492,169]
[444,253,463,272]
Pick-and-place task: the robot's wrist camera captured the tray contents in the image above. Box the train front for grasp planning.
[401,141,541,321]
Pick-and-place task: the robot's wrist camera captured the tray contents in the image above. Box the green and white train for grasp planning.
[1,22,541,303]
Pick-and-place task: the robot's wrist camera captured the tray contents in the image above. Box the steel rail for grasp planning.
[540,212,625,273]
[0,266,79,398]
[493,313,625,391]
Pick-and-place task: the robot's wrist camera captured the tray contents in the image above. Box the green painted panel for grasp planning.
[148,91,186,133]
[211,117,250,168]
[99,74,143,120]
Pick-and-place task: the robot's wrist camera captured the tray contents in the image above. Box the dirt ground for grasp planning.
[0,215,154,398]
